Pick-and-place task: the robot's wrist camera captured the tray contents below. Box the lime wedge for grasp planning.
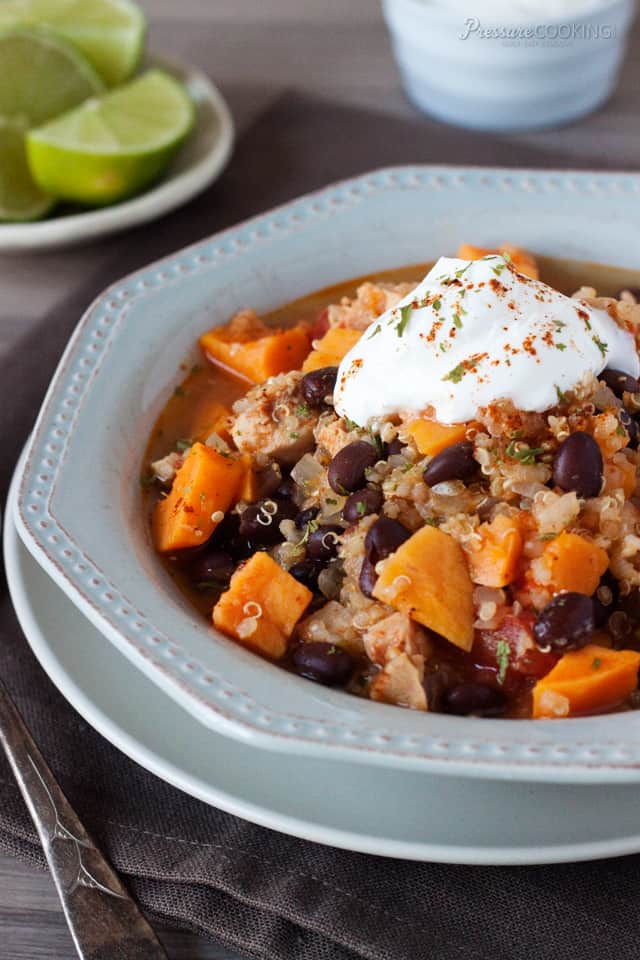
[0,28,103,222]
[0,118,54,221]
[0,27,104,126]
[27,69,195,206]
[0,0,146,86]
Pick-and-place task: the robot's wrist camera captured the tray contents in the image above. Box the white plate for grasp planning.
[15,165,640,781]
[7,456,640,865]
[0,53,234,253]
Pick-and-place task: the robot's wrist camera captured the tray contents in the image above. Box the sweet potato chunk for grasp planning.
[302,327,361,372]
[405,419,467,457]
[532,644,640,718]
[200,322,310,383]
[457,243,539,280]
[372,525,475,651]
[213,553,313,659]
[541,531,609,596]
[465,514,523,588]
[153,443,245,553]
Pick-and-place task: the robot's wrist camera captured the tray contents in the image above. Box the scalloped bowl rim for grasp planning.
[14,164,640,782]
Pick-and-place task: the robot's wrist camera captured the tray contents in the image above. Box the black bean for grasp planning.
[328,441,379,494]
[342,487,383,524]
[300,366,338,407]
[618,408,638,449]
[210,513,256,561]
[289,560,324,591]
[238,498,298,545]
[593,571,620,627]
[533,592,595,651]
[227,536,261,561]
[364,516,411,563]
[210,511,240,544]
[295,506,320,529]
[292,641,353,686]
[359,557,377,598]
[307,524,342,561]
[443,682,506,717]
[423,669,460,713]
[273,476,297,500]
[621,587,640,622]
[423,441,477,487]
[600,368,640,398]
[249,464,282,501]
[386,438,405,458]
[609,611,634,648]
[189,549,234,586]
[552,431,603,498]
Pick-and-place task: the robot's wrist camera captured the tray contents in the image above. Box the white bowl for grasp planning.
[14,165,640,783]
[382,0,636,130]
[0,52,234,253]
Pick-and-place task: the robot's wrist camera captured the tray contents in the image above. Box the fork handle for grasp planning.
[0,678,168,959]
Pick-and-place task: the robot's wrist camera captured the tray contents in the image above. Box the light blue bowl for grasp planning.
[13,165,640,782]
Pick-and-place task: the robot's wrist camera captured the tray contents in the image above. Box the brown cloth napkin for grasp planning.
[3,91,640,960]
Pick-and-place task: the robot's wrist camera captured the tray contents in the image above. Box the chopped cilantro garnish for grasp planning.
[175,438,193,452]
[432,298,442,311]
[555,384,567,403]
[592,334,608,357]
[325,497,338,505]
[356,500,366,517]
[453,314,463,329]
[396,303,413,337]
[592,657,602,670]
[496,640,510,685]
[442,362,466,384]
[425,517,439,527]
[616,424,627,437]
[368,323,382,339]
[344,418,359,432]
[290,432,300,440]
[555,342,567,351]
[295,519,319,548]
[295,404,310,417]
[442,356,481,384]
[505,440,544,464]
[553,320,566,332]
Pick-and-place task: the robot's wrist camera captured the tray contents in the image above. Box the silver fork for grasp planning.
[0,677,169,959]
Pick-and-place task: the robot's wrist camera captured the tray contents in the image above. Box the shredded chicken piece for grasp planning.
[231,371,318,467]
[151,451,183,483]
[369,652,427,711]
[327,281,415,332]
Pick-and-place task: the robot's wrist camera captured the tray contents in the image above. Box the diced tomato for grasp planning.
[473,610,559,695]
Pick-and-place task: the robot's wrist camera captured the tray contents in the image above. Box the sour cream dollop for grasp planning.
[334,255,640,426]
